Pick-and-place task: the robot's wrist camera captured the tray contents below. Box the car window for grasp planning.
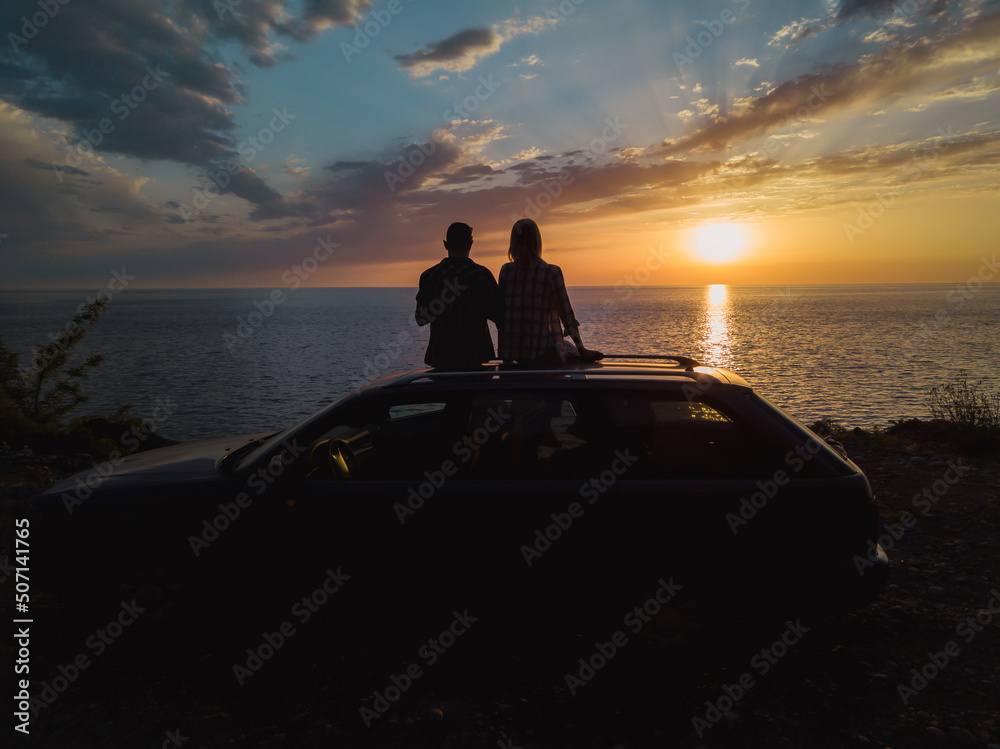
[300,395,475,481]
[483,395,590,479]
[296,389,783,483]
[299,391,605,482]
[388,402,447,420]
[598,394,785,479]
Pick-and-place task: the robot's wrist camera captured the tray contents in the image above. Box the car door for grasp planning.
[266,386,620,623]
[407,386,636,623]
[263,391,491,612]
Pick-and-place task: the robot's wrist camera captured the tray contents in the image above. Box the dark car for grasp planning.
[31,356,888,635]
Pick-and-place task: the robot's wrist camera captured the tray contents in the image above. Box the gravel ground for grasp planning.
[1,425,998,749]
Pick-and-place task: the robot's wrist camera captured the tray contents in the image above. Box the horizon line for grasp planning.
[3,281,997,292]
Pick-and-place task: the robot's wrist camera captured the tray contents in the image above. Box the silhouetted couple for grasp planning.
[415,219,602,369]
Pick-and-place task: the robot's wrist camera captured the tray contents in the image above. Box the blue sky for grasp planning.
[1,0,998,287]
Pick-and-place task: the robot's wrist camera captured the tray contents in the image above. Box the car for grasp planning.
[30,355,888,637]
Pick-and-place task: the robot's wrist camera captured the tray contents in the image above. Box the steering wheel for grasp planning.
[328,439,358,479]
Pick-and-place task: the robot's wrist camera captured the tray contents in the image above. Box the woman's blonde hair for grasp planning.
[508,218,543,265]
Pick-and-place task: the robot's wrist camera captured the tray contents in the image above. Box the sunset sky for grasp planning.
[0,0,998,288]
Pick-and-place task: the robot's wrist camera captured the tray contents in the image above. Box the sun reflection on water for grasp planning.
[702,284,732,366]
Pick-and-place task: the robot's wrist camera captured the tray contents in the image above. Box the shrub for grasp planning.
[1,298,108,426]
[0,299,140,454]
[927,371,1000,431]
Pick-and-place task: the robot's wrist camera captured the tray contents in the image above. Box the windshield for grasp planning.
[231,390,359,472]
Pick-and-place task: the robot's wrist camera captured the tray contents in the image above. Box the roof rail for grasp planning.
[384,365,713,388]
[477,354,702,370]
[598,355,702,371]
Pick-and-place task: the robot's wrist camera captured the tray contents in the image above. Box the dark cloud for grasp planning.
[0,0,367,219]
[313,141,712,241]
[320,137,466,209]
[837,0,898,20]
[395,28,500,74]
[224,167,286,210]
[303,0,373,28]
[837,0,961,21]
[438,164,499,185]
[25,158,88,176]
[928,0,950,15]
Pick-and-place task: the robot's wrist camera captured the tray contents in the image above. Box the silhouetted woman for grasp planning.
[498,218,602,365]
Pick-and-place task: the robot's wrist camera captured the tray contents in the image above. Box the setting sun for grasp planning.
[691,224,748,264]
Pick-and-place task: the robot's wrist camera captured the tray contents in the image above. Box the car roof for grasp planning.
[363,356,753,392]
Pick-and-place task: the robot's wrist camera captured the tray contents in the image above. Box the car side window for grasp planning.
[387,403,447,420]
[301,396,475,481]
[599,394,784,479]
[309,391,599,481]
[327,392,601,481]
[482,395,590,479]
[298,390,781,482]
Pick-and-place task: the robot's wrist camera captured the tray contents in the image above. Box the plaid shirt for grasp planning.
[416,257,499,368]
[498,260,580,362]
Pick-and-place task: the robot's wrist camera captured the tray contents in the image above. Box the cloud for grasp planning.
[34,124,996,286]
[694,99,720,118]
[396,28,503,78]
[24,159,89,177]
[837,0,900,20]
[836,0,957,25]
[809,130,1000,179]
[507,147,544,162]
[862,27,898,43]
[122,120,706,280]
[660,12,1000,156]
[703,126,1000,212]
[302,0,373,29]
[0,103,171,252]
[768,17,827,46]
[309,131,713,238]
[223,167,310,220]
[283,156,311,181]
[438,164,499,185]
[0,0,366,221]
[310,120,513,212]
[396,16,554,78]
[4,1,997,287]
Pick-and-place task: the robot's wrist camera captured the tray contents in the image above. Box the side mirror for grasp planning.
[269,454,286,474]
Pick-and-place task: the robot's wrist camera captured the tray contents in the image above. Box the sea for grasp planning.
[1,284,997,443]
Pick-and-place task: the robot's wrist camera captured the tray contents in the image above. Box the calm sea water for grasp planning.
[1,285,998,442]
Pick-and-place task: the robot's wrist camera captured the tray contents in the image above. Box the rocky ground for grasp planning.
[1,423,998,749]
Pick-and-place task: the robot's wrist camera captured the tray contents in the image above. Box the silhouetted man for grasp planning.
[416,222,500,369]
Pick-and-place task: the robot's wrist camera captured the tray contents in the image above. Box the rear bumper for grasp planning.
[694,544,890,618]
